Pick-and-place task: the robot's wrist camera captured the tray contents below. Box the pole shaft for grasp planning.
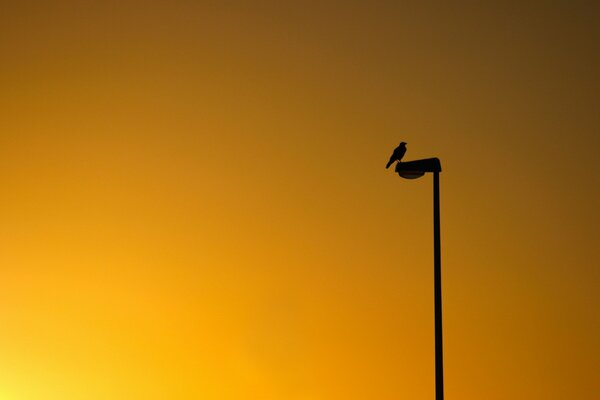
[434,172,444,400]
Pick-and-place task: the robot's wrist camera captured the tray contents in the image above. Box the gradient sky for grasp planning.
[1,1,598,399]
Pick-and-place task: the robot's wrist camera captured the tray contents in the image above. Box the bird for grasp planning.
[385,142,407,169]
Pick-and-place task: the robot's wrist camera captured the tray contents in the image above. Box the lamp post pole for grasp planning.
[433,171,443,400]
[393,158,443,400]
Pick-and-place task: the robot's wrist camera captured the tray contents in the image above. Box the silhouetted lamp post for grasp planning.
[393,157,444,400]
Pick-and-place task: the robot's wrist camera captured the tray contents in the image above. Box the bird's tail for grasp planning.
[385,161,393,169]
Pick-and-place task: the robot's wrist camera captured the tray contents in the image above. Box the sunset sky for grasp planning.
[1,1,598,399]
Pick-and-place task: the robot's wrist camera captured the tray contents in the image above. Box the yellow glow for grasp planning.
[0,2,598,399]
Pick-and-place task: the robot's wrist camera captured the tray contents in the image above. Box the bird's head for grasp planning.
[400,142,407,146]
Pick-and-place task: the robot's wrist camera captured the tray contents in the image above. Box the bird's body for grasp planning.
[385,142,407,168]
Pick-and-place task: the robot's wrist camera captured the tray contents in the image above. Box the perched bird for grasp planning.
[385,142,407,168]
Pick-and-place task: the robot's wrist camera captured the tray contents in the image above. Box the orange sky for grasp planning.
[1,2,598,399]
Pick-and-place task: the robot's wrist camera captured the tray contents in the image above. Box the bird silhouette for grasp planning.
[385,142,407,169]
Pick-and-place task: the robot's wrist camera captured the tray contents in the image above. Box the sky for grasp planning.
[0,1,598,399]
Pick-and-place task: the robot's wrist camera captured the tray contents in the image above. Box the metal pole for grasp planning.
[433,172,444,400]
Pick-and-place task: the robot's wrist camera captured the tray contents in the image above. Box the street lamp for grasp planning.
[392,157,444,400]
